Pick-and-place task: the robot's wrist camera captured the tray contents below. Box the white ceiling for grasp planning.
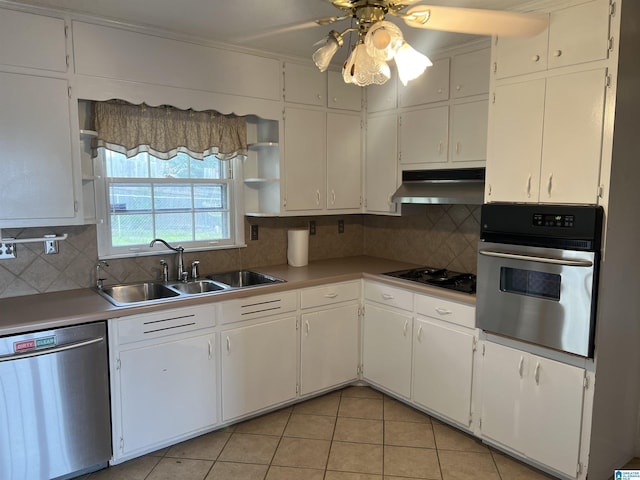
[8,0,526,64]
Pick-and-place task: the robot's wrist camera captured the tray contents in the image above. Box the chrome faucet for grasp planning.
[95,260,109,289]
[149,238,185,281]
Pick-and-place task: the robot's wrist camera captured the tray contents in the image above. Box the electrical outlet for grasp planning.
[250,224,259,241]
[0,240,16,259]
[309,221,316,235]
[338,220,345,234]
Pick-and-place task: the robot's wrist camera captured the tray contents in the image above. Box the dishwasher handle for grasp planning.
[0,336,104,363]
[478,249,593,267]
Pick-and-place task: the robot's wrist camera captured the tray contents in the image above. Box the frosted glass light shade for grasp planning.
[342,43,390,86]
[365,21,404,62]
[313,33,342,72]
[395,42,432,86]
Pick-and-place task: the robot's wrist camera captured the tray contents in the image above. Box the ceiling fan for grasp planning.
[260,0,549,87]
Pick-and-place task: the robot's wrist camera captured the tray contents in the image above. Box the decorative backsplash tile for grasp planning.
[0,205,480,299]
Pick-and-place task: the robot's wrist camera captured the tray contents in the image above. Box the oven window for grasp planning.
[500,267,561,301]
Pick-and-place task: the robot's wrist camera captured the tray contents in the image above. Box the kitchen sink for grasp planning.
[168,280,227,295]
[207,270,285,288]
[99,282,180,305]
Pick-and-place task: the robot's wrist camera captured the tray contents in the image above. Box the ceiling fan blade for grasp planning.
[233,16,343,43]
[403,5,548,37]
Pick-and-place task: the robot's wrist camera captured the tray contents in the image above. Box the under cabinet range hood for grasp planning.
[391,168,486,205]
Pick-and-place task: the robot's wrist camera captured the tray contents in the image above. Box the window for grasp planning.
[96,149,243,258]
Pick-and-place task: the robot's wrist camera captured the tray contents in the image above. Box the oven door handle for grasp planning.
[478,249,593,267]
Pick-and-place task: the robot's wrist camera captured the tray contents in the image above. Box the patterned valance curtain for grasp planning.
[93,100,247,160]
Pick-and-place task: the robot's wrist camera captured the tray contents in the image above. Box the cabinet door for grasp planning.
[362,302,412,398]
[365,114,398,213]
[221,316,297,421]
[494,25,549,79]
[367,75,397,112]
[119,333,217,455]
[284,62,326,106]
[327,112,362,210]
[284,107,325,211]
[480,342,526,453]
[412,317,474,426]
[450,100,488,164]
[300,304,360,395]
[547,0,611,70]
[539,69,606,204]
[485,79,545,202]
[0,72,76,224]
[399,106,448,166]
[398,58,450,107]
[328,71,362,111]
[523,356,585,477]
[452,48,490,98]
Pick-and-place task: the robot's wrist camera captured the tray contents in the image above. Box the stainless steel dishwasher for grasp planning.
[0,322,111,480]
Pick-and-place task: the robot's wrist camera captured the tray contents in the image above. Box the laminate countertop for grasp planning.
[0,256,475,336]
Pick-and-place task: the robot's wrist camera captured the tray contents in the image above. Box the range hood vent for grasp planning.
[391,168,485,205]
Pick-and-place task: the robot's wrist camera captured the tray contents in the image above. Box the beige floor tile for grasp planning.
[165,431,231,460]
[90,455,161,480]
[383,397,431,423]
[325,472,382,480]
[327,441,383,475]
[283,413,336,440]
[333,417,383,444]
[205,461,268,480]
[266,465,325,480]
[384,445,441,479]
[235,410,292,436]
[218,433,280,464]
[338,397,383,420]
[146,458,214,480]
[147,447,170,457]
[385,420,436,448]
[341,386,384,399]
[439,450,500,480]
[294,392,341,416]
[492,451,557,479]
[271,437,331,469]
[433,423,488,453]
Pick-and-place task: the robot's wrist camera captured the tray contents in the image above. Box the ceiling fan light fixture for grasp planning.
[394,41,432,86]
[365,21,404,62]
[312,30,344,72]
[343,43,391,87]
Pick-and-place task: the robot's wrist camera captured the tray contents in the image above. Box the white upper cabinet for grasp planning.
[399,106,449,166]
[398,58,450,108]
[327,71,362,111]
[327,112,362,210]
[366,75,397,112]
[451,100,488,164]
[284,62,326,106]
[494,0,611,79]
[365,113,398,214]
[452,48,490,98]
[0,9,67,72]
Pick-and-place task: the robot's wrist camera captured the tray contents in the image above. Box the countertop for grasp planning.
[0,256,475,336]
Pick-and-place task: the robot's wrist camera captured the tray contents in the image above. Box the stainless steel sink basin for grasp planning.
[168,280,227,295]
[207,270,285,288]
[99,282,180,305]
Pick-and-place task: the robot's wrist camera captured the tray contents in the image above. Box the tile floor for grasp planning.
[77,386,617,480]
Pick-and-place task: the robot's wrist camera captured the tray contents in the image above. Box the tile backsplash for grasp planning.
[0,205,480,299]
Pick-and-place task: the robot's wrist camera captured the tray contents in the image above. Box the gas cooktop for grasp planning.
[382,267,477,294]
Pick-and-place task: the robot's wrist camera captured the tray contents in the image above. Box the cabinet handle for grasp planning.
[417,325,423,341]
[403,320,409,337]
[487,184,492,196]
[435,307,452,315]
[382,293,394,300]
[333,97,338,103]
[532,54,540,63]
[547,173,553,196]
[316,189,321,205]
[331,189,336,205]
[437,88,443,94]
[226,336,231,353]
[455,142,461,155]
[324,292,338,298]
[438,141,443,154]
[518,356,524,378]
[455,84,461,91]
[534,362,541,384]
[305,320,310,335]
[208,340,213,359]
[553,49,562,57]
[526,174,532,197]
[317,94,323,100]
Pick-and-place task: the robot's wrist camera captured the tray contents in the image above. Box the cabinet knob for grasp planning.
[332,97,338,103]
[532,54,540,62]
[455,85,461,91]
[437,88,444,94]
[317,94,322,100]
[553,49,562,57]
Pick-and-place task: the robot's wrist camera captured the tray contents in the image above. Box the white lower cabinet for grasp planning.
[412,316,475,427]
[221,315,297,422]
[109,305,217,462]
[480,341,586,477]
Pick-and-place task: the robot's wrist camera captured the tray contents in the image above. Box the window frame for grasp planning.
[95,149,245,260]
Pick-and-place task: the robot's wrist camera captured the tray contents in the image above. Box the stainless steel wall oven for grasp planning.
[477,204,604,357]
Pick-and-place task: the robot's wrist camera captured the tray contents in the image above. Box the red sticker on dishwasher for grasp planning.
[13,336,56,353]
[14,340,36,352]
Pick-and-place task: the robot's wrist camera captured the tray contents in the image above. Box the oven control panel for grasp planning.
[533,213,575,228]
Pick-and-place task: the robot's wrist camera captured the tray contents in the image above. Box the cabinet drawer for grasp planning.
[415,294,475,328]
[364,281,413,311]
[301,281,360,309]
[117,304,216,344]
[220,290,298,324]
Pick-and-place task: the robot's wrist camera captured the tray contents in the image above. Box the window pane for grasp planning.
[192,156,223,179]
[150,154,190,179]
[154,185,192,211]
[105,150,149,178]
[195,212,229,240]
[109,184,152,212]
[111,214,153,246]
[155,213,193,241]
[194,185,226,210]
